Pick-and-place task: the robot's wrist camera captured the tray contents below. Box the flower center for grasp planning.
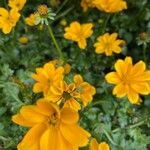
[48,112,58,125]
[63,91,72,100]
[37,4,49,16]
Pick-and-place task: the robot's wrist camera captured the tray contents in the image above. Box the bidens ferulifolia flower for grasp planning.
[90,138,110,150]
[32,62,64,96]
[93,0,127,13]
[46,74,96,111]
[0,8,20,34]
[8,0,26,11]
[105,57,150,104]
[64,21,93,49]
[94,33,125,56]
[12,100,90,150]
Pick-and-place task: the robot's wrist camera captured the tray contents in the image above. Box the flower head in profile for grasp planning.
[32,62,64,96]
[12,100,90,150]
[64,21,93,49]
[94,33,125,56]
[90,138,110,150]
[93,0,127,13]
[25,13,38,26]
[105,56,150,104]
[46,74,96,111]
[0,8,20,34]
[8,0,26,11]
[81,0,95,12]
[35,5,56,25]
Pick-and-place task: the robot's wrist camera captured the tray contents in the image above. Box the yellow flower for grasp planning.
[46,74,96,111]
[74,75,96,106]
[64,21,93,49]
[105,56,150,104]
[8,0,26,11]
[25,13,38,26]
[90,138,110,150]
[94,33,125,56]
[12,100,90,150]
[0,8,20,34]
[81,0,95,12]
[46,80,81,111]
[19,36,28,44]
[32,62,64,96]
[93,0,127,13]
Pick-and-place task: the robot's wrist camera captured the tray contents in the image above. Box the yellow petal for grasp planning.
[131,82,150,95]
[0,7,8,17]
[20,105,47,124]
[98,142,110,150]
[60,123,90,147]
[74,74,83,86]
[127,88,139,104]
[63,98,81,111]
[40,125,66,150]
[18,123,46,150]
[12,114,35,127]
[113,83,127,98]
[37,100,60,117]
[131,61,145,75]
[89,138,99,150]
[105,72,121,84]
[61,107,79,124]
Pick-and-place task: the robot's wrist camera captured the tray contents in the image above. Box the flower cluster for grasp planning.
[12,60,96,149]
[81,0,127,13]
[64,22,125,54]
[0,0,26,34]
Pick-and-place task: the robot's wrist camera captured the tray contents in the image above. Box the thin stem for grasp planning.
[112,119,146,133]
[143,43,147,62]
[55,6,74,21]
[102,14,111,34]
[56,0,69,14]
[47,25,64,61]
[103,129,119,146]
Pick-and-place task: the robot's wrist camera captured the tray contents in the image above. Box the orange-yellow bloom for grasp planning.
[0,8,20,34]
[74,75,96,106]
[25,13,38,26]
[93,0,127,13]
[90,138,110,150]
[19,36,28,44]
[105,57,150,104]
[81,0,95,12]
[8,0,26,11]
[12,100,90,150]
[94,33,125,56]
[32,62,64,96]
[64,21,93,49]
[46,74,96,111]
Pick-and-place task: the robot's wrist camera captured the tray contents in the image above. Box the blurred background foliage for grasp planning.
[0,0,150,149]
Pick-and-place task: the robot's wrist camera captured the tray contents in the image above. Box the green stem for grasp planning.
[102,14,111,34]
[112,119,146,133]
[103,129,119,146]
[56,0,69,14]
[47,25,64,61]
[143,43,147,62]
